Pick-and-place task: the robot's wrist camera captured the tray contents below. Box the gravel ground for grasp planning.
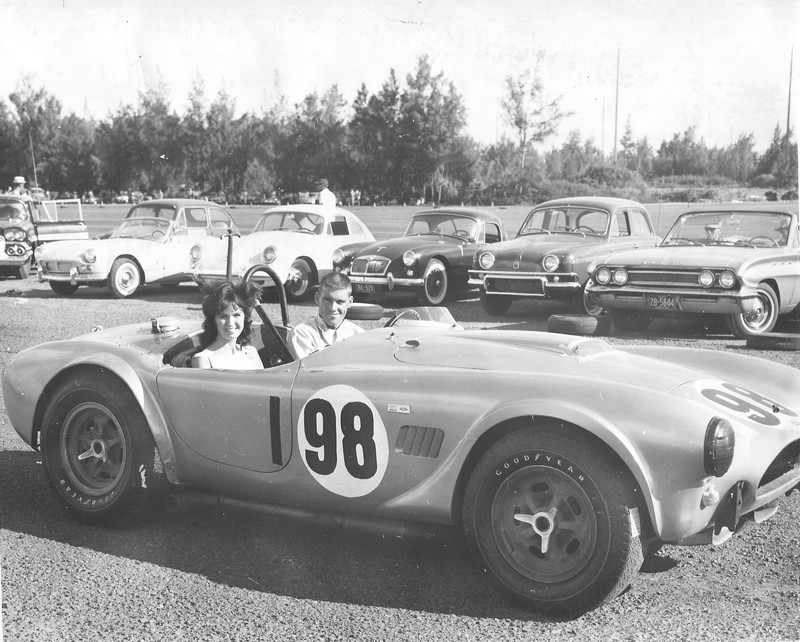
[1,277,799,642]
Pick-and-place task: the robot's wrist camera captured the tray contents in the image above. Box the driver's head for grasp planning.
[315,272,354,330]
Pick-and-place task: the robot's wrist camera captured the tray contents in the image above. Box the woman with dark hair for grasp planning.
[192,281,263,369]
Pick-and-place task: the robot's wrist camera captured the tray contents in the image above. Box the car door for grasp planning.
[155,364,298,474]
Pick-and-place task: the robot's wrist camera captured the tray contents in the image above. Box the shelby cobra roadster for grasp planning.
[3,266,800,616]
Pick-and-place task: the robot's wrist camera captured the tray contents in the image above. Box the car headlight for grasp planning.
[190,244,203,262]
[612,268,628,285]
[332,248,345,265]
[80,248,96,264]
[719,270,736,289]
[4,228,23,241]
[542,254,560,272]
[478,252,495,270]
[403,250,418,267]
[704,417,735,477]
[595,267,611,285]
[698,270,715,288]
[262,245,277,264]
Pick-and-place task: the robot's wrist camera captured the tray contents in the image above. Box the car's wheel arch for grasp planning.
[110,254,146,284]
[32,361,177,484]
[451,410,656,541]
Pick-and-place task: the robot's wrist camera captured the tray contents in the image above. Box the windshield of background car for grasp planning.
[254,211,325,234]
[662,212,793,247]
[126,204,178,220]
[518,207,609,236]
[0,202,29,222]
[405,214,478,240]
[110,217,172,240]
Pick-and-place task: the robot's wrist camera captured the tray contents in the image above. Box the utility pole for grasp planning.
[28,130,39,188]
[786,46,793,147]
[613,49,620,165]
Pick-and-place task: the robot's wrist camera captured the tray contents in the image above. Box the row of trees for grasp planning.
[1,56,796,205]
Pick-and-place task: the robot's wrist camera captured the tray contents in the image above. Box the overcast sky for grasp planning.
[2,0,797,153]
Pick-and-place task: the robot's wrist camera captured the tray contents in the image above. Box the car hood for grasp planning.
[487,234,605,261]
[37,237,155,259]
[355,235,462,258]
[600,245,782,269]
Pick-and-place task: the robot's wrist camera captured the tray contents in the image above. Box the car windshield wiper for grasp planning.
[519,228,552,236]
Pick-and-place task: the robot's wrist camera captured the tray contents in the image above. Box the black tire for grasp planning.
[547,313,612,336]
[419,259,449,306]
[745,332,800,351]
[13,259,31,279]
[40,369,160,525]
[610,311,653,332]
[727,282,779,339]
[480,289,512,316]
[108,257,141,298]
[346,302,384,321]
[463,426,643,616]
[286,258,315,302]
[49,281,79,296]
[572,280,605,317]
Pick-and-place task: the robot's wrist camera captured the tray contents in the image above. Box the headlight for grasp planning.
[698,270,715,288]
[80,248,96,264]
[542,254,560,272]
[403,250,418,267]
[719,270,736,289]
[478,252,495,270]
[332,248,345,265]
[612,268,628,285]
[704,417,735,477]
[190,244,203,262]
[262,246,277,264]
[4,228,24,241]
[595,267,611,285]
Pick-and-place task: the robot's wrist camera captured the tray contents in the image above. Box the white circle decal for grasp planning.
[298,385,388,497]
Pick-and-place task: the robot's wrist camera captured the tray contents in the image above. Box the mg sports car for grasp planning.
[3,267,800,616]
[190,204,374,301]
[35,199,239,298]
[588,208,800,337]
[469,197,658,316]
[333,207,506,305]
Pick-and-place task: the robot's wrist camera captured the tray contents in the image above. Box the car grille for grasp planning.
[623,268,707,288]
[40,260,75,274]
[351,256,389,276]
[485,277,545,295]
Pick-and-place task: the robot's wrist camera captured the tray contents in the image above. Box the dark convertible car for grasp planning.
[332,207,506,305]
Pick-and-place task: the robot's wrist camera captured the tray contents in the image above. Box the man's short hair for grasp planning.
[319,271,352,293]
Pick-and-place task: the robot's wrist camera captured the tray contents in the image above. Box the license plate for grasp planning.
[355,283,376,294]
[646,294,676,310]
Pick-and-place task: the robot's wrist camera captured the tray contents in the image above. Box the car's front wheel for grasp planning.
[49,281,79,296]
[463,425,643,616]
[40,369,161,525]
[419,259,449,305]
[108,258,142,298]
[285,258,316,302]
[727,282,779,339]
[573,280,605,316]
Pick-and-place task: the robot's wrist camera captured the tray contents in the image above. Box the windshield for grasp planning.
[662,212,793,247]
[0,201,29,222]
[404,213,478,240]
[126,204,177,220]
[110,218,172,240]
[255,211,325,234]
[518,207,609,236]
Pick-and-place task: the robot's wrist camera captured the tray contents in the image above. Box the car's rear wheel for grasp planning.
[610,311,653,332]
[463,425,643,616]
[40,369,161,525]
[108,258,141,298]
[573,280,604,316]
[285,258,315,302]
[727,282,779,339]
[480,289,512,316]
[419,259,449,306]
[49,281,79,296]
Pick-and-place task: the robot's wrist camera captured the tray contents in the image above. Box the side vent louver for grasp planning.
[395,425,444,458]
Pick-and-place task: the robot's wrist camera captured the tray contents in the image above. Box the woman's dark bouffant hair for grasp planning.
[199,280,262,349]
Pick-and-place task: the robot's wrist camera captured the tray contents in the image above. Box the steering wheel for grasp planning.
[747,236,779,247]
[453,230,472,240]
[385,308,421,327]
[151,230,165,239]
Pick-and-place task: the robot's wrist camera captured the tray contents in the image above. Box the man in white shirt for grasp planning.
[316,178,337,207]
[288,272,363,359]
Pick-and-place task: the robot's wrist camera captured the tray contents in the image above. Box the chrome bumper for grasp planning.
[588,285,760,315]
[468,270,581,297]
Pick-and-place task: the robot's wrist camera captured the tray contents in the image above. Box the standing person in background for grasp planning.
[10,176,28,197]
[317,178,336,207]
[288,272,363,359]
